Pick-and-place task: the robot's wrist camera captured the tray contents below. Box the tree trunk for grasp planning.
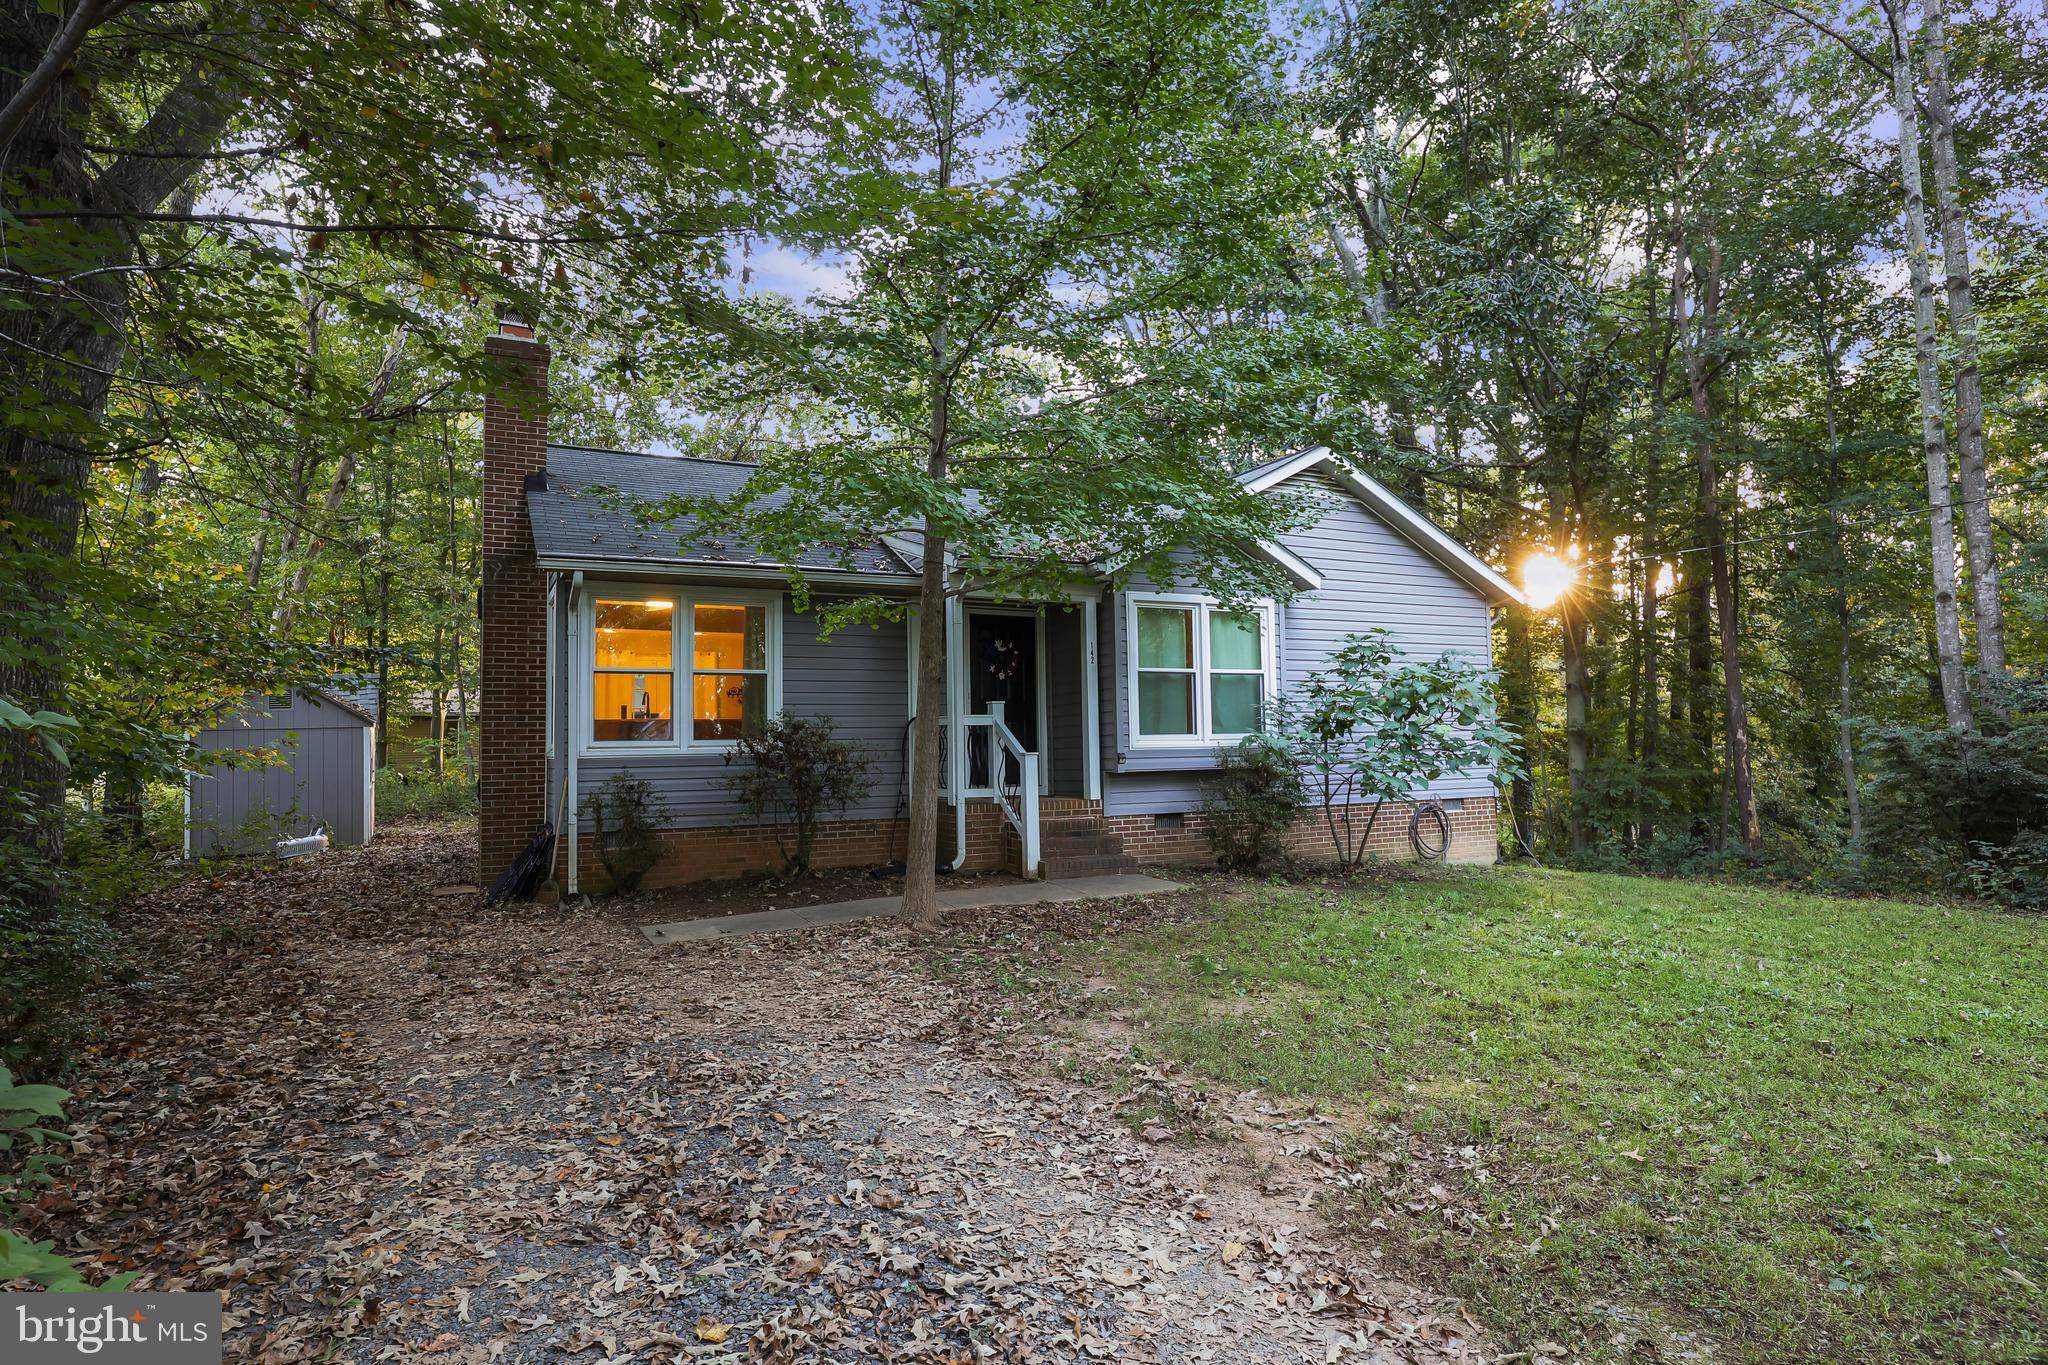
[1837,598,1862,849]
[1886,0,1974,730]
[1501,605,1537,858]
[899,37,959,932]
[1921,0,2004,677]
[454,634,472,781]
[1336,168,1427,502]
[274,331,406,634]
[1541,458,1592,854]
[376,452,394,769]
[1815,313,1864,855]
[1639,227,1672,851]
[1561,599,1590,854]
[274,447,361,634]
[0,2,219,886]
[1674,232,1762,852]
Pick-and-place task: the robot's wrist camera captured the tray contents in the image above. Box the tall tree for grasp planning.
[1,0,862,895]
[647,0,1329,928]
[1884,0,1975,730]
[1920,0,2006,675]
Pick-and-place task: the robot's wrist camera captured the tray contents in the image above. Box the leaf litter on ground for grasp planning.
[18,826,1501,1363]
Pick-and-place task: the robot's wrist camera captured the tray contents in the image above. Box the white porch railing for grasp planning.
[963,702,1040,878]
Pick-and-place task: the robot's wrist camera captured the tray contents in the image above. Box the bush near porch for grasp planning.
[1062,867,2046,1364]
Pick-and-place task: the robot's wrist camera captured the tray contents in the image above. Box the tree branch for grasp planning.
[0,0,127,152]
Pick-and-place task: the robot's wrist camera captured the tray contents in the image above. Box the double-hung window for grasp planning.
[592,597,676,742]
[588,588,778,750]
[1130,595,1273,744]
[689,602,770,742]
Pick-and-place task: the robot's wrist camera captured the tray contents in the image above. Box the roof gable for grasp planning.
[1239,447,1523,607]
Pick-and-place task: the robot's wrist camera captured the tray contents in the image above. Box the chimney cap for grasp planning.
[495,304,536,340]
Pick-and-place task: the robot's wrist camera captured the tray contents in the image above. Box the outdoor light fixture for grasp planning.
[1520,551,1578,610]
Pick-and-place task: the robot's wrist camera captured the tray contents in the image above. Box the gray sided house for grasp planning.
[184,687,377,857]
[475,320,1523,890]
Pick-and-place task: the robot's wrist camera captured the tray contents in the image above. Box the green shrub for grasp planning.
[2,791,115,1078]
[722,712,872,876]
[1861,674,2048,908]
[1272,630,1520,870]
[1200,734,1305,871]
[0,1065,134,1290]
[583,772,667,893]
[375,768,479,820]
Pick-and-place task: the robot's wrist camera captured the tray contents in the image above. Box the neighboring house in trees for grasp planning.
[475,316,1523,892]
[340,679,480,773]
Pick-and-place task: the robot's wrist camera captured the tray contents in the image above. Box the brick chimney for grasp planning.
[479,308,550,878]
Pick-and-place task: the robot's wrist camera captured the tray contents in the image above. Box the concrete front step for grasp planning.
[1040,853,1140,879]
[1041,834,1126,858]
[1027,811,1134,880]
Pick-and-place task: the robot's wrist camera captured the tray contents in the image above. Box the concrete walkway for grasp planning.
[640,872,1186,944]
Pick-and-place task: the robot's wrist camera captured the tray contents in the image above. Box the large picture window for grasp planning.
[587,588,778,749]
[1129,596,1272,744]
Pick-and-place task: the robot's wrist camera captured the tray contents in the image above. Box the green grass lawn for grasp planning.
[1070,867,2046,1363]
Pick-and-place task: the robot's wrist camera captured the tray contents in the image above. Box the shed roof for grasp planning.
[528,445,917,579]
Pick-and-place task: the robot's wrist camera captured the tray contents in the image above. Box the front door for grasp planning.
[968,613,1038,790]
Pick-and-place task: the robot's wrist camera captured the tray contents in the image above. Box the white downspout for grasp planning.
[1082,594,1102,802]
[941,587,968,872]
[566,570,583,898]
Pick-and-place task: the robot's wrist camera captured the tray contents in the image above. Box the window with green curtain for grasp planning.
[1136,606,1194,736]
[1208,609,1263,735]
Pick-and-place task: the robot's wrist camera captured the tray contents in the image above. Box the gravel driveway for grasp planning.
[32,826,1491,1363]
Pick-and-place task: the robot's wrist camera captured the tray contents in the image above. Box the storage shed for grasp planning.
[184,688,376,857]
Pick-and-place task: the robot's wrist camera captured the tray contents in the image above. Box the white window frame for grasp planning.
[579,584,782,756]
[1124,592,1276,747]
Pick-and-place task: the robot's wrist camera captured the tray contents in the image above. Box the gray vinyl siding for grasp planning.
[186,691,374,855]
[1103,469,1498,816]
[576,595,909,833]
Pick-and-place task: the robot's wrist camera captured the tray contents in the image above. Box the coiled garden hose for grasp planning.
[1408,799,1451,861]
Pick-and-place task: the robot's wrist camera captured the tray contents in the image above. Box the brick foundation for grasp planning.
[575,798,1047,892]
[577,794,1497,890]
[1108,795,1499,867]
[478,325,551,878]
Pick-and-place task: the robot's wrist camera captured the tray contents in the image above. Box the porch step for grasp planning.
[1043,837,1127,860]
[1040,852,1140,879]
[1033,813,1137,880]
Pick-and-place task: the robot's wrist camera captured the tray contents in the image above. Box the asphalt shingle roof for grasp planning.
[527,445,916,578]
